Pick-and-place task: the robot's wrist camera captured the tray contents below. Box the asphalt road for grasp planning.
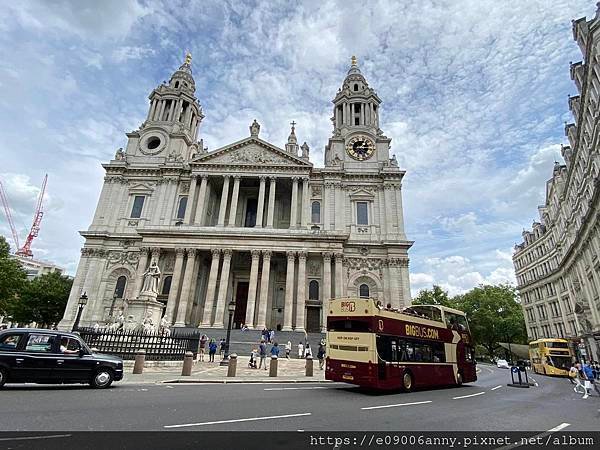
[0,365,598,432]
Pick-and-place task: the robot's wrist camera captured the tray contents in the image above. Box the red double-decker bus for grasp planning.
[325,298,477,390]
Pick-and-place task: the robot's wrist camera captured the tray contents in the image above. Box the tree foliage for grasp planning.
[413,283,527,358]
[0,236,27,317]
[6,271,72,327]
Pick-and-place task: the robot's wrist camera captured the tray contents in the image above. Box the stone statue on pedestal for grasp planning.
[141,261,161,295]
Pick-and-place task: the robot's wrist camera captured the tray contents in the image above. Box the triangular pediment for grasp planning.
[348,187,376,198]
[129,182,154,193]
[191,137,312,167]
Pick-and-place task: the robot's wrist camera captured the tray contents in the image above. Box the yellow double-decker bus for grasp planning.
[528,338,574,376]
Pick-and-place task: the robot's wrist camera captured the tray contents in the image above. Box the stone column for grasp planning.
[323,183,331,230]
[183,175,198,224]
[282,251,296,331]
[193,175,208,225]
[301,178,309,228]
[133,247,150,298]
[201,249,221,326]
[295,251,307,331]
[158,101,166,121]
[256,250,272,329]
[164,248,186,324]
[213,249,233,327]
[322,252,332,306]
[399,259,411,307]
[256,176,266,228]
[334,253,344,298]
[228,176,241,226]
[147,99,157,120]
[266,177,277,228]
[290,177,298,229]
[217,175,230,226]
[245,249,261,327]
[174,249,197,326]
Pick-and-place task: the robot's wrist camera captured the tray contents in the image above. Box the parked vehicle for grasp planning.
[0,328,123,388]
[496,359,510,369]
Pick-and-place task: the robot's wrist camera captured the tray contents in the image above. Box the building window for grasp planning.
[130,196,145,218]
[161,275,172,295]
[114,276,127,299]
[357,202,369,225]
[309,280,319,300]
[359,284,370,298]
[353,84,358,91]
[177,196,188,219]
[311,201,321,223]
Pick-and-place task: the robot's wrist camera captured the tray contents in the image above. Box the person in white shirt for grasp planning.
[298,342,304,359]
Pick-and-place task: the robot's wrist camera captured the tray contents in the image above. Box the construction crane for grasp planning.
[0,174,48,258]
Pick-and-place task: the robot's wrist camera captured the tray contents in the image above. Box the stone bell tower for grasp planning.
[123,52,205,164]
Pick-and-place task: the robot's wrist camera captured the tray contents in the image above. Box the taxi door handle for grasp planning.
[57,360,64,365]
[15,358,24,364]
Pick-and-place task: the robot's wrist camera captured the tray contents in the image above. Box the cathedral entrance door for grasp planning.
[306,306,321,333]
[245,198,257,227]
[233,282,249,329]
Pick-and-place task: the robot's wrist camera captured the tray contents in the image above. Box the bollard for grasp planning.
[132,349,146,374]
[227,354,237,377]
[305,355,313,377]
[269,355,278,377]
[181,351,194,376]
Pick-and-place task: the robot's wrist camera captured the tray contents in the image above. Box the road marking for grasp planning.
[453,391,485,400]
[264,387,329,391]
[164,412,312,428]
[361,400,432,410]
[0,435,72,442]
[547,423,570,432]
[491,385,502,391]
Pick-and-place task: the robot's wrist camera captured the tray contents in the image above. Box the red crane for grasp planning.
[0,174,48,258]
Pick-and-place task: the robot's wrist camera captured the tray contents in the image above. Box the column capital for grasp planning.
[222,174,231,180]
[211,248,221,257]
[292,176,299,182]
[302,177,310,183]
[150,247,161,258]
[322,251,332,262]
[223,249,233,258]
[286,251,296,260]
[251,249,261,259]
[297,250,307,260]
[139,246,151,254]
[233,175,241,180]
[334,252,344,261]
[199,173,209,180]
[269,176,277,182]
[259,175,267,181]
[262,249,272,258]
[186,248,197,256]
[175,247,186,257]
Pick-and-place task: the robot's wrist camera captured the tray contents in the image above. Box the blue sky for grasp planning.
[0,0,593,295]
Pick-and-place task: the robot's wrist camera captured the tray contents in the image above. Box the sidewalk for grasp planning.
[122,356,327,384]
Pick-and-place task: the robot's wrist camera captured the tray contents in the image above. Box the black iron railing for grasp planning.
[76,327,200,361]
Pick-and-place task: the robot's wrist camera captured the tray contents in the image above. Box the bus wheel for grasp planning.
[402,371,413,392]
[456,372,463,386]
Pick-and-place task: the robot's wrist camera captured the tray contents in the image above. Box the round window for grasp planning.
[147,137,161,150]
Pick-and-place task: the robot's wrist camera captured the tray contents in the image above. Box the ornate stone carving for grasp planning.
[107,250,140,267]
[251,249,261,259]
[211,248,221,258]
[308,261,321,277]
[162,253,175,272]
[180,181,190,193]
[115,148,126,161]
[150,247,161,259]
[128,220,139,227]
[175,247,186,257]
[262,249,272,259]
[287,251,296,260]
[224,148,288,165]
[297,251,307,261]
[186,248,197,256]
[322,252,332,262]
[222,249,233,258]
[311,185,322,197]
[345,257,382,272]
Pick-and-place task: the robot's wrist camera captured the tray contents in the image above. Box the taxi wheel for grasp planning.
[0,368,7,388]
[90,368,114,389]
[402,371,414,392]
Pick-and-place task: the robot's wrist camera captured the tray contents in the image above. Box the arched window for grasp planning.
[353,84,358,91]
[176,196,188,219]
[174,81,179,88]
[311,201,321,223]
[114,276,127,299]
[161,276,173,295]
[309,280,319,300]
[359,284,370,298]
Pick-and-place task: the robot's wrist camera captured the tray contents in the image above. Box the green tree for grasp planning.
[7,271,72,327]
[412,284,456,308]
[453,284,527,359]
[0,236,27,318]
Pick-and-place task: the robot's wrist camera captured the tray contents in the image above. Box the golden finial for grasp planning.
[351,55,357,66]
[184,51,192,65]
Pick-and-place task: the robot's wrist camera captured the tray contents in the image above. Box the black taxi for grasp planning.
[0,328,123,388]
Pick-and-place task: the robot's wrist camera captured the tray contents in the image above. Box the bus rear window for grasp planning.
[328,320,371,332]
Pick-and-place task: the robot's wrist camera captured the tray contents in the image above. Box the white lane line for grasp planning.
[264,387,329,391]
[164,412,311,428]
[361,400,432,410]
[491,385,502,391]
[548,423,570,432]
[453,391,485,400]
[0,435,72,442]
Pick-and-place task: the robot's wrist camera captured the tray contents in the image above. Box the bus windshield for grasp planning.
[547,355,571,370]
[545,342,569,349]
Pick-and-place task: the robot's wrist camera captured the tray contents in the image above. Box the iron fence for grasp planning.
[76,327,200,361]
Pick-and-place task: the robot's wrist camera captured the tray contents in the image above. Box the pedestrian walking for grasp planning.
[261,327,269,343]
[582,362,600,399]
[199,334,207,362]
[285,340,291,359]
[249,348,258,369]
[298,341,304,359]
[317,343,326,370]
[208,339,217,363]
[568,364,578,386]
[269,329,275,344]
[258,340,268,370]
[270,342,280,358]
[219,338,226,359]
[305,343,313,359]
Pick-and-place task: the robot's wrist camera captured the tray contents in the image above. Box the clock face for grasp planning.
[346,136,375,161]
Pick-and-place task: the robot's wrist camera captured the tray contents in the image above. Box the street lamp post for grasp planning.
[109,292,118,321]
[72,292,89,332]
[220,300,236,366]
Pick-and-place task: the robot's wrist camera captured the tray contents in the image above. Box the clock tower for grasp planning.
[324,56,391,170]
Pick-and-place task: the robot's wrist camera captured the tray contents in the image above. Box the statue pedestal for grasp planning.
[127,292,164,329]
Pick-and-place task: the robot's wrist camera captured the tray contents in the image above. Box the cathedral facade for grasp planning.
[58,55,413,332]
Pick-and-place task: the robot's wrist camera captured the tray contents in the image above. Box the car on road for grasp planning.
[0,328,123,388]
[496,359,510,369]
